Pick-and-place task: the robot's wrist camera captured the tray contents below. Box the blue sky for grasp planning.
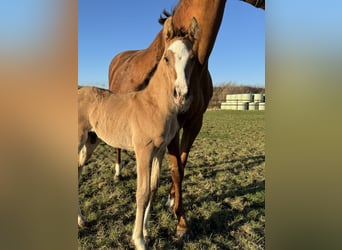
[78,0,264,87]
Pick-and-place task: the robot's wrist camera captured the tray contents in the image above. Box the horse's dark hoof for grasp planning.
[114,175,122,182]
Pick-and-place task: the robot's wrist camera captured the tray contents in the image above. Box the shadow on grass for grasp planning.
[185,155,265,174]
[183,155,265,247]
[78,219,99,238]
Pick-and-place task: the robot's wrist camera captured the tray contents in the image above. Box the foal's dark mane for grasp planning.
[158,7,188,38]
[158,9,173,24]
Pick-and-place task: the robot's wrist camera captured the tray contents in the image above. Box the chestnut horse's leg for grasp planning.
[166,132,181,208]
[167,116,204,237]
[114,148,122,181]
[167,131,188,237]
[180,116,204,172]
[132,145,153,250]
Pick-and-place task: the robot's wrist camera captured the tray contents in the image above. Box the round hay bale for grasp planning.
[237,101,249,110]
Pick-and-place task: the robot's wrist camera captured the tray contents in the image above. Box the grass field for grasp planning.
[78,110,265,249]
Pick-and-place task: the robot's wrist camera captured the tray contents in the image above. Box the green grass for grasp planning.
[78,110,265,249]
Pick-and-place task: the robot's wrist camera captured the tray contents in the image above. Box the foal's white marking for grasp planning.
[114,163,121,178]
[168,40,191,98]
[165,194,175,208]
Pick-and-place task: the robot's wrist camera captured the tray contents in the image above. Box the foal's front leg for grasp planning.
[132,146,153,250]
[143,148,164,239]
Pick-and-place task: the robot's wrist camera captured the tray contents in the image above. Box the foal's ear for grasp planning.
[163,17,174,40]
[188,17,200,41]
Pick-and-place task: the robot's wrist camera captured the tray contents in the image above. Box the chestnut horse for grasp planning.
[241,0,265,10]
[109,0,227,237]
[78,17,199,250]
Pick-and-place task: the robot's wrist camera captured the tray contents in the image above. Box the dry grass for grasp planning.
[78,110,265,249]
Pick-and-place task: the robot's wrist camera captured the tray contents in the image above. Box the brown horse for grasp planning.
[109,0,227,237]
[241,0,265,10]
[78,17,199,250]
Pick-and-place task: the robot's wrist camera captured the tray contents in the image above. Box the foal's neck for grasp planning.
[136,63,175,114]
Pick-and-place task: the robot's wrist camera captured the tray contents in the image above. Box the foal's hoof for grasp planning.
[78,218,88,229]
[78,215,93,229]
[114,175,122,182]
[144,235,154,247]
[176,226,188,239]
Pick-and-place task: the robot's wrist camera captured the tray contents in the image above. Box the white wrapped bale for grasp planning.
[237,101,249,110]
[249,102,258,110]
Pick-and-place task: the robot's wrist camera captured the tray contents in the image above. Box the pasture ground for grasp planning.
[78,110,265,249]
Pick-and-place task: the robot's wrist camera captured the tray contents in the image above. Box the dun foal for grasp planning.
[78,17,199,249]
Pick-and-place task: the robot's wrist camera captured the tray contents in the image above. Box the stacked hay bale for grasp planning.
[237,94,253,110]
[221,94,238,110]
[249,93,266,110]
[220,93,265,110]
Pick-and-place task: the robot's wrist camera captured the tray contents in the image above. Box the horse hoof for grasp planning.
[176,226,188,239]
[144,235,153,247]
[132,238,146,250]
[114,175,122,182]
[78,219,88,229]
[78,215,92,229]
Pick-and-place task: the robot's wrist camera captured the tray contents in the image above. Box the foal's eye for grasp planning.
[164,56,169,64]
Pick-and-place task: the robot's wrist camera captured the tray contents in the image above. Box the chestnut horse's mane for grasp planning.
[135,63,158,91]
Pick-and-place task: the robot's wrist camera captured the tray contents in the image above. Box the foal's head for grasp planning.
[161,16,200,111]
